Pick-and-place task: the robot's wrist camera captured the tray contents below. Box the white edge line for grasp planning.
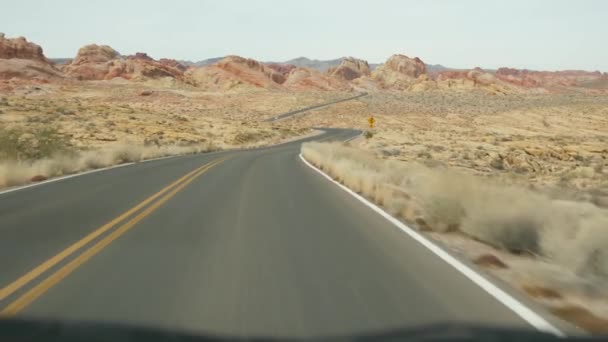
[0,154,181,196]
[298,153,565,337]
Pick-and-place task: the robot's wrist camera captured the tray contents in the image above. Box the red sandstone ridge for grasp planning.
[186,56,286,89]
[327,57,371,81]
[185,55,351,91]
[217,56,286,84]
[283,67,351,91]
[64,45,186,81]
[436,67,497,86]
[495,68,607,89]
[0,33,46,61]
[159,58,188,72]
[265,63,297,77]
[0,33,63,80]
[129,52,154,61]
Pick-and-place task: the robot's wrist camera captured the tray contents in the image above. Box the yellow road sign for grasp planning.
[368,116,375,128]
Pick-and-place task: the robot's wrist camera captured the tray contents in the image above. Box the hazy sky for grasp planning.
[2,0,606,71]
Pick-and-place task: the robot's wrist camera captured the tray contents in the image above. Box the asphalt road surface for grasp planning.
[0,128,575,338]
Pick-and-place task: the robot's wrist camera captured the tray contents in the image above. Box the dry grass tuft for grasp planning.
[550,305,608,334]
[301,142,608,279]
[0,142,216,189]
[29,175,48,182]
[522,285,563,300]
[473,254,508,269]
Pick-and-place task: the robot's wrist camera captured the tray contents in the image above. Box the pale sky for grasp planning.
[1,0,606,71]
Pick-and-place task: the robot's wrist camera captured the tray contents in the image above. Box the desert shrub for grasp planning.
[0,142,216,189]
[0,126,71,161]
[301,142,608,278]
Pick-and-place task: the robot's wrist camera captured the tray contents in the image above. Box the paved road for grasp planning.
[0,128,573,338]
[263,93,367,122]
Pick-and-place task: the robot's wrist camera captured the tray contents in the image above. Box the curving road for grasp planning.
[263,93,367,122]
[0,128,575,338]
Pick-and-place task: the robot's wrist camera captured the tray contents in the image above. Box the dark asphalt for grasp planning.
[0,128,574,338]
[263,93,367,122]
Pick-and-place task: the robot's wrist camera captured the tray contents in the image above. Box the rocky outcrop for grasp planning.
[283,67,351,91]
[372,54,426,89]
[64,45,186,81]
[265,63,297,77]
[383,54,426,78]
[495,68,607,89]
[159,58,188,72]
[433,67,505,92]
[436,67,496,86]
[0,33,62,79]
[327,57,371,81]
[419,67,519,93]
[63,44,120,80]
[0,33,47,61]
[186,56,286,89]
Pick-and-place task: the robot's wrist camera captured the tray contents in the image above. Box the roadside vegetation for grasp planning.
[302,141,608,332]
[301,142,608,279]
[0,125,216,188]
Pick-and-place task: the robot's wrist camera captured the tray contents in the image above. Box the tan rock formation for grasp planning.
[372,54,426,89]
[327,57,371,81]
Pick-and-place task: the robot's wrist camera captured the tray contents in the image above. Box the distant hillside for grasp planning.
[426,64,450,72]
[179,57,225,67]
[282,57,343,72]
[279,57,381,72]
[180,56,388,72]
[49,58,72,65]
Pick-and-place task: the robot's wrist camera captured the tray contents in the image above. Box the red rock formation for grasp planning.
[218,56,286,85]
[265,63,297,77]
[384,54,426,78]
[327,57,371,81]
[63,44,118,80]
[436,67,497,86]
[283,67,351,91]
[372,54,427,89]
[0,33,47,61]
[159,58,188,72]
[129,52,154,61]
[187,56,286,89]
[64,44,186,81]
[0,33,62,79]
[495,68,605,89]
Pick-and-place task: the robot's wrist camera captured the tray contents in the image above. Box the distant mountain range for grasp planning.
[426,64,451,72]
[50,56,452,73]
[281,57,372,72]
[49,58,73,65]
[178,57,224,67]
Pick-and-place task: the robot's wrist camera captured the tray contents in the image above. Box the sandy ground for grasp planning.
[0,80,350,188]
[289,91,608,208]
[0,80,350,150]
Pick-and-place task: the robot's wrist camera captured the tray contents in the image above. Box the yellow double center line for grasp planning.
[0,156,227,316]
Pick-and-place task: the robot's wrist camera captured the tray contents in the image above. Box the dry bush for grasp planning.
[0,142,215,189]
[301,142,608,279]
[551,305,608,334]
[0,126,70,161]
